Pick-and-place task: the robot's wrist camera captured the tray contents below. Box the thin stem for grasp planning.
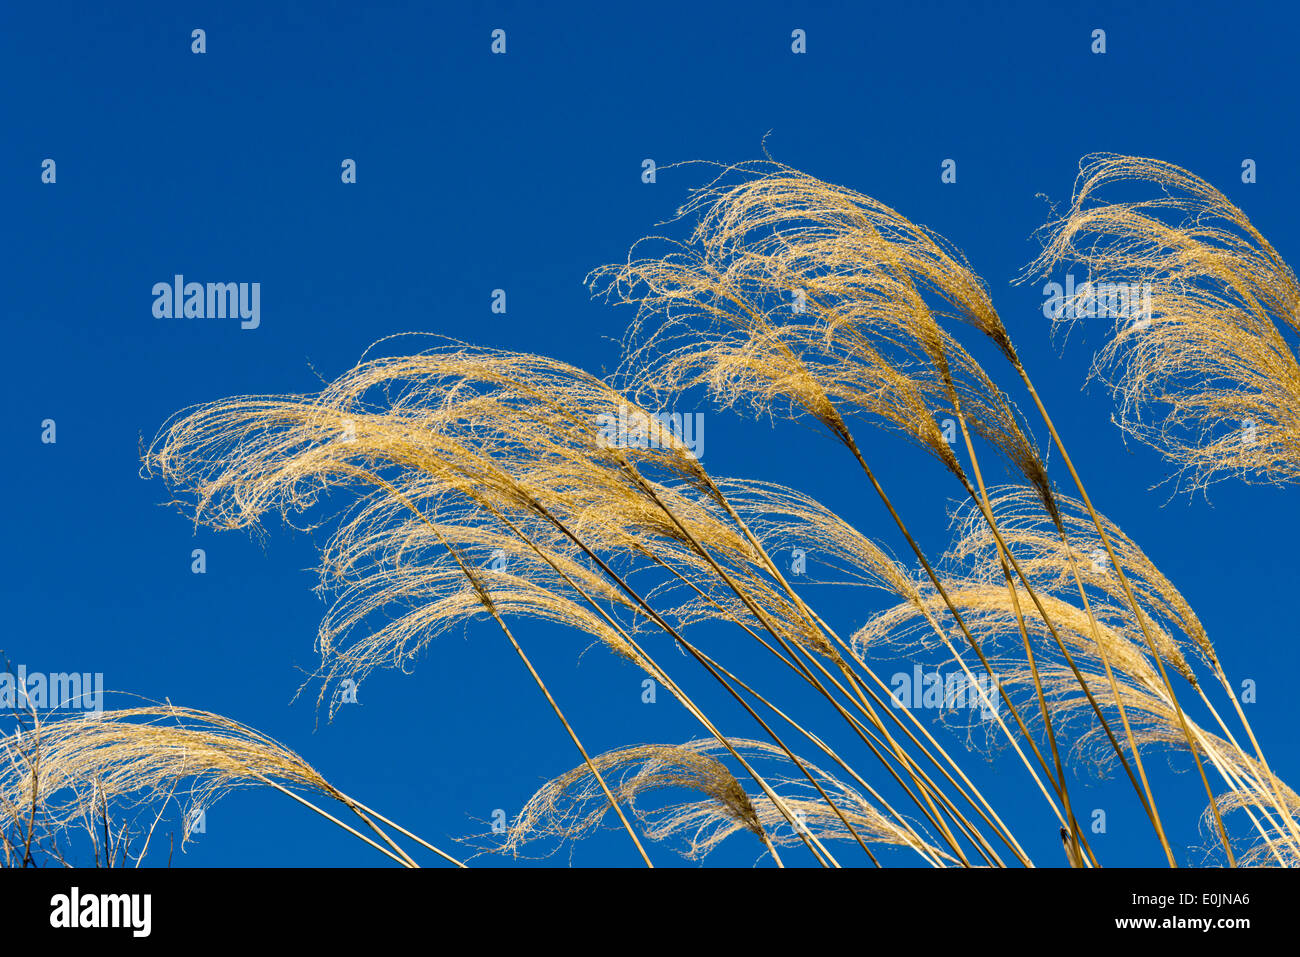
[338,795,467,868]
[249,773,413,868]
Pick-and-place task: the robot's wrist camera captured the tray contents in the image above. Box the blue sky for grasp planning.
[2,0,1298,867]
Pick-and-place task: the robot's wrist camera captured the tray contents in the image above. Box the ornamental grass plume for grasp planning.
[1023,154,1300,492]
[499,738,949,866]
[939,488,1205,683]
[594,163,1054,515]
[141,344,711,698]
[143,343,844,712]
[0,703,461,868]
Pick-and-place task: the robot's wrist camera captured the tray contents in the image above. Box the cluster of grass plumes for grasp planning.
[1028,666,1300,868]
[0,703,460,868]
[592,157,1300,866]
[595,162,1142,859]
[498,738,948,865]
[598,161,1017,359]
[1024,153,1300,492]
[144,340,1073,868]
[858,584,1300,867]
[113,157,1300,868]
[852,485,1300,864]
[940,488,1209,681]
[149,340,1003,866]
[143,343,867,704]
[144,341,936,732]
[853,491,1205,746]
[593,162,1056,518]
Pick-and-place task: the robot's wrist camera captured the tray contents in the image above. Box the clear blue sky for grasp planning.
[3,0,1297,866]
